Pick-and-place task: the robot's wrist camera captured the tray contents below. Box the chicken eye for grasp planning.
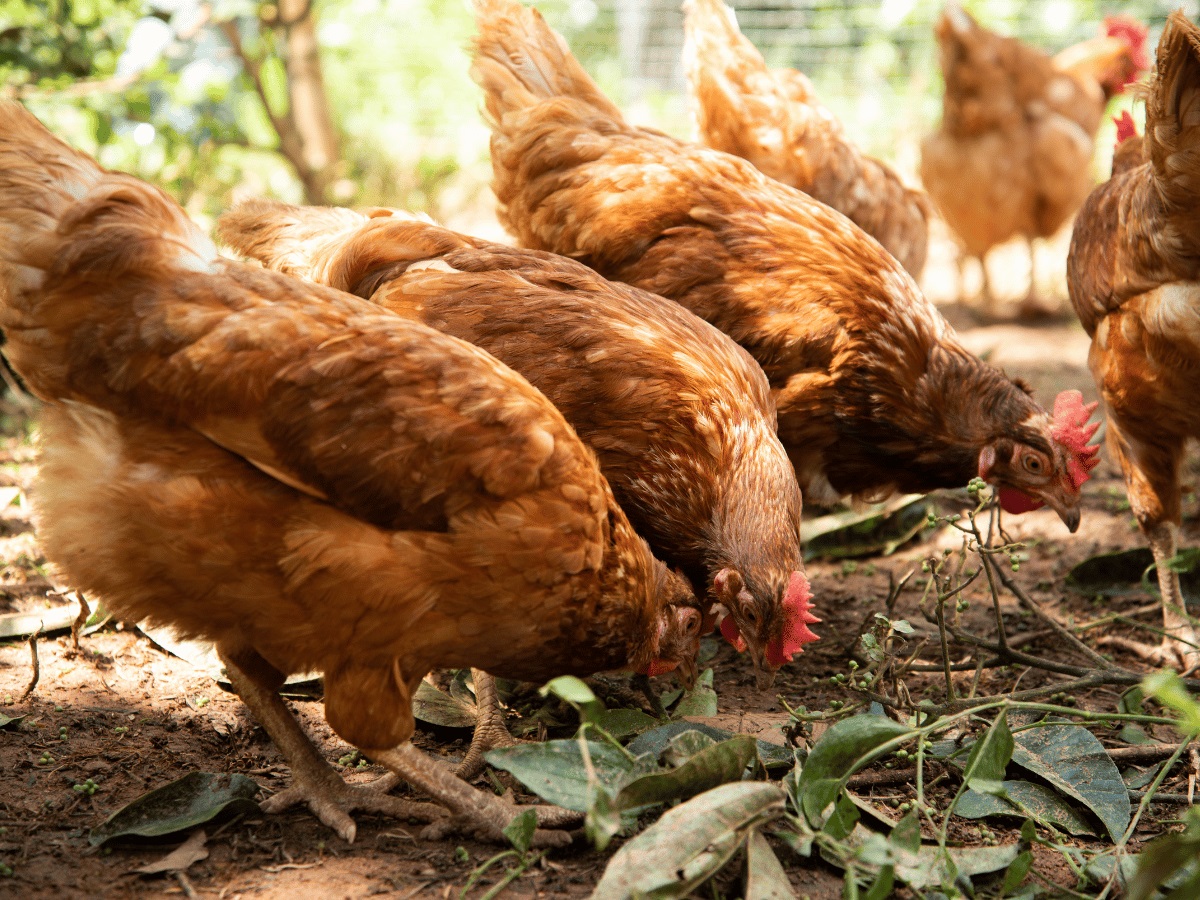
[1023,454,1045,475]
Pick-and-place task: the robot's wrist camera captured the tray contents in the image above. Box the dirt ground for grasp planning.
[1,285,1197,898]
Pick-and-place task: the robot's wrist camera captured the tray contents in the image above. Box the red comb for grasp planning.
[765,572,820,667]
[1105,16,1151,72]
[1050,390,1101,491]
[1114,111,1138,144]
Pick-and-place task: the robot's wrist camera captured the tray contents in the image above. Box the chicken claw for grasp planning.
[221,650,444,842]
[456,669,522,780]
[373,743,580,848]
[261,769,445,844]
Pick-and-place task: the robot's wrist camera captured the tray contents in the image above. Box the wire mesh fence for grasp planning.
[556,0,1193,158]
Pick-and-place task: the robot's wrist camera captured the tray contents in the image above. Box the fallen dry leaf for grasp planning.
[133,829,208,875]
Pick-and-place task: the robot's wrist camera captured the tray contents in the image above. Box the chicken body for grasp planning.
[0,100,693,844]
[217,201,816,682]
[471,0,1096,530]
[683,0,931,277]
[921,5,1148,309]
[1067,12,1200,668]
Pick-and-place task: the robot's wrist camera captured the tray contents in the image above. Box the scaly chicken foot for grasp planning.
[371,743,581,847]
[1136,524,1200,673]
[220,652,445,843]
[1096,523,1200,673]
[456,669,522,780]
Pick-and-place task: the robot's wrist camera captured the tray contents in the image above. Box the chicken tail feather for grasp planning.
[1146,10,1200,252]
[218,199,381,285]
[470,0,623,126]
[0,101,108,282]
[0,101,217,389]
[218,200,459,298]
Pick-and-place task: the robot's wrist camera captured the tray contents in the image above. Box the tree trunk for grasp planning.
[219,1,341,205]
[277,0,340,204]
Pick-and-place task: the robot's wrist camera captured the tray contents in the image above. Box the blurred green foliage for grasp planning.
[0,0,1191,231]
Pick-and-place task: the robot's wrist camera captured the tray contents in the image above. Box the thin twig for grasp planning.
[1128,791,1195,804]
[847,767,922,788]
[176,872,199,900]
[933,674,1115,714]
[992,557,1124,670]
[20,625,41,700]
[1105,744,1193,762]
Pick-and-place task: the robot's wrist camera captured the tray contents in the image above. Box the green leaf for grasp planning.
[627,721,793,771]
[616,735,756,811]
[486,740,636,812]
[823,792,860,841]
[0,713,26,730]
[662,730,718,767]
[863,867,895,900]
[1143,671,1200,736]
[411,680,476,729]
[1003,850,1033,895]
[963,710,1013,789]
[798,714,911,824]
[955,780,1097,836]
[590,783,786,900]
[1010,723,1131,840]
[834,825,1020,892]
[541,676,597,706]
[673,668,717,718]
[889,811,921,854]
[800,778,843,830]
[89,772,260,846]
[745,829,797,900]
[592,708,659,741]
[258,54,289,119]
[1066,548,1200,603]
[541,675,605,725]
[801,495,931,561]
[1126,808,1200,900]
[502,808,537,855]
[585,785,622,853]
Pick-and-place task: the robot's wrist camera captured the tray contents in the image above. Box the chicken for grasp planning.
[1066,11,1200,670]
[470,0,1098,532]
[921,5,1149,316]
[0,99,699,846]
[217,200,817,700]
[683,0,931,278]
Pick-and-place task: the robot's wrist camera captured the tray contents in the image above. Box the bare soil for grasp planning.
[1,315,1197,899]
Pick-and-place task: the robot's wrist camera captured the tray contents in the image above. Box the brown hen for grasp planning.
[1067,12,1200,670]
[0,100,696,846]
[922,4,1148,314]
[470,0,1098,532]
[217,201,817,692]
[683,0,931,278]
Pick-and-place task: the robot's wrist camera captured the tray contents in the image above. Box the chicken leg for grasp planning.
[1146,521,1200,672]
[1018,237,1058,320]
[456,669,521,780]
[219,650,445,843]
[371,742,579,847]
[1102,422,1200,672]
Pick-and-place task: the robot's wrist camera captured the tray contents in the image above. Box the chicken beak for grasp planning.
[754,666,778,691]
[677,654,699,691]
[1043,487,1083,533]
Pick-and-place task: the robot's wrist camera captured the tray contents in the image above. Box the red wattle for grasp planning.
[719,614,747,653]
[639,658,679,677]
[998,486,1044,514]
